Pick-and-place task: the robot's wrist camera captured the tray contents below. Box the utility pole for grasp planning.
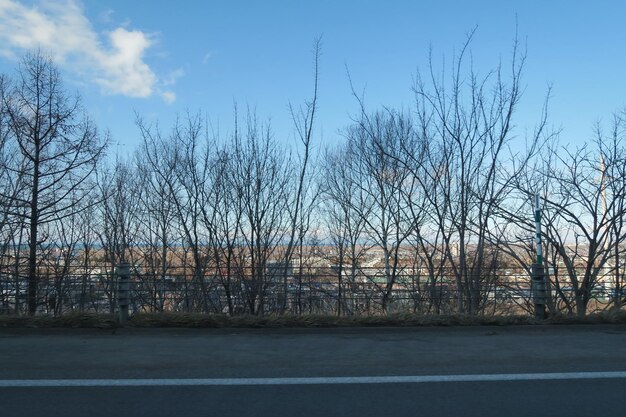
[532,194,546,320]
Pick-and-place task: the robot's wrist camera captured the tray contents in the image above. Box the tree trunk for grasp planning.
[27,158,39,315]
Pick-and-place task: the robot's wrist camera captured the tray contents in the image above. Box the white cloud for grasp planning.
[163,68,184,86]
[0,0,174,101]
[160,91,176,104]
[95,27,156,97]
[98,8,114,24]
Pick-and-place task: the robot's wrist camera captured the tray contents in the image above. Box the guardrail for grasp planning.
[0,266,621,316]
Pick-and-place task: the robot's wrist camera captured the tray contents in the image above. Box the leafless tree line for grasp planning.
[2,40,626,317]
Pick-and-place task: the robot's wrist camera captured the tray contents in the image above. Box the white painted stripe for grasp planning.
[2,371,626,387]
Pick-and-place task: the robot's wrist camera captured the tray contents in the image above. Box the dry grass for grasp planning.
[1,310,626,329]
[0,312,117,329]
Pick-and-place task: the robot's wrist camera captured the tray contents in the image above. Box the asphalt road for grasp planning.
[1,325,626,416]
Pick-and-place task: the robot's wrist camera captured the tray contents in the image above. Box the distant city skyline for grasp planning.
[0,0,624,156]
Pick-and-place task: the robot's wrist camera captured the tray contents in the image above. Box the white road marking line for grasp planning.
[2,371,626,387]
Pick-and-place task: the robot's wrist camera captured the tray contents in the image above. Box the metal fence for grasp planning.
[0,266,621,316]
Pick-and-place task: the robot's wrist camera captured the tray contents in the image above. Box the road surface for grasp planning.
[1,325,625,416]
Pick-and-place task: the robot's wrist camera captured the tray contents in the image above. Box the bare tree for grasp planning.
[137,113,215,312]
[394,129,451,314]
[134,149,178,312]
[600,113,626,309]
[230,110,292,314]
[74,200,99,313]
[528,118,626,317]
[44,194,89,315]
[409,31,546,314]
[320,144,371,315]
[348,110,414,313]
[204,143,244,315]
[0,52,107,314]
[279,37,322,313]
[95,158,142,313]
[0,74,28,313]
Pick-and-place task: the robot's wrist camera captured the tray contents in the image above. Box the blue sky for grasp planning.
[0,0,624,156]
